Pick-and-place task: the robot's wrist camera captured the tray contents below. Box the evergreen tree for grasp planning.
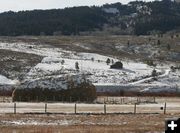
[152,69,157,77]
[61,60,65,65]
[157,40,161,45]
[112,59,114,64]
[106,58,111,65]
[167,44,171,50]
[75,62,79,71]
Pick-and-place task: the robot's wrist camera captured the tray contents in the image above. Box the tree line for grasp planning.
[0,0,179,36]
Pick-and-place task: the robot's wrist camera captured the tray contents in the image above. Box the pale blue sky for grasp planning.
[0,0,154,12]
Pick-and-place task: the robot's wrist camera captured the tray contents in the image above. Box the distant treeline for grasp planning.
[0,7,106,36]
[0,0,179,36]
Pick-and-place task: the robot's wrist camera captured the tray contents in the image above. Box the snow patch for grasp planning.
[102,8,119,14]
[0,75,18,85]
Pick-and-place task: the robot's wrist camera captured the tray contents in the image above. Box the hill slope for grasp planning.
[0,39,179,93]
[0,0,180,36]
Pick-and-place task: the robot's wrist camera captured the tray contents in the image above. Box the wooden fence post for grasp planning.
[75,104,77,114]
[62,97,64,103]
[3,96,5,102]
[36,96,38,102]
[153,97,156,103]
[45,103,47,113]
[164,102,166,114]
[53,96,55,101]
[70,97,72,103]
[104,104,106,114]
[134,103,137,114]
[14,103,16,114]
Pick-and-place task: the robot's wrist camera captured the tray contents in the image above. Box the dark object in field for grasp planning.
[12,82,97,102]
[152,69,157,77]
[110,61,123,69]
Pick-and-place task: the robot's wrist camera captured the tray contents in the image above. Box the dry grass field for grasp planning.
[0,97,179,133]
[0,113,179,133]
[1,35,180,61]
[0,35,180,133]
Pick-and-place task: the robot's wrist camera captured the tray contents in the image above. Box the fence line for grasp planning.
[0,102,174,114]
[0,96,157,104]
[0,96,179,114]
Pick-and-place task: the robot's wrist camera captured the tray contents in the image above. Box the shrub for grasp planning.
[110,61,123,69]
[12,82,97,102]
[151,69,157,77]
[145,60,156,67]
[106,58,111,65]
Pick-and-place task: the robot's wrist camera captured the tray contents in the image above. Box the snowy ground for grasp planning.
[0,75,18,85]
[0,42,180,93]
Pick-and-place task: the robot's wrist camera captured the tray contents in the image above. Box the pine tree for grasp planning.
[112,59,114,64]
[61,60,65,65]
[127,40,130,47]
[167,44,171,50]
[157,40,161,45]
[152,69,157,77]
[75,62,79,71]
[106,58,111,65]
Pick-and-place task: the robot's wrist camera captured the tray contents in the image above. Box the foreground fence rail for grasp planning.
[0,102,179,114]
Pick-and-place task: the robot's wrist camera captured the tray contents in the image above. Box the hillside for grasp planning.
[0,35,180,94]
[0,0,180,36]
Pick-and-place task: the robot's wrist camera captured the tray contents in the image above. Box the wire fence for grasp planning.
[0,96,179,115]
[0,96,156,104]
[0,102,178,115]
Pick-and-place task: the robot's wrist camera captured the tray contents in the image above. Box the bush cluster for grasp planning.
[12,82,97,102]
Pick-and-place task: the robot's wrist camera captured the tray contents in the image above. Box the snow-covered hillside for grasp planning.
[0,75,18,85]
[0,42,180,93]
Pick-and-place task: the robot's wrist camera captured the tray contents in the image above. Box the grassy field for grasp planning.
[0,113,179,133]
[0,35,180,132]
[0,96,179,133]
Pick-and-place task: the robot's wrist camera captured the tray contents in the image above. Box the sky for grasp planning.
[0,0,154,13]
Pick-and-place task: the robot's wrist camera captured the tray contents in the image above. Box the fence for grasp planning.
[0,96,179,114]
[0,102,178,115]
[0,96,156,104]
[0,96,12,103]
[96,96,156,104]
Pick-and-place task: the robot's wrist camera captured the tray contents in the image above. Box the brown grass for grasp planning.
[1,35,180,61]
[0,113,179,133]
